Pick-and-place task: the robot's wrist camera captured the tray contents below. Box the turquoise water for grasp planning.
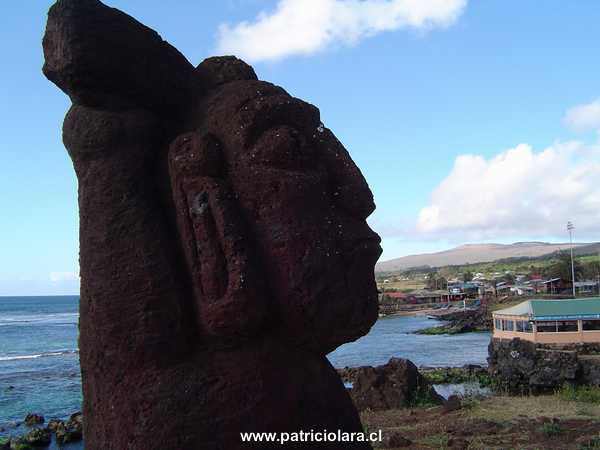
[0,296,81,448]
[0,297,491,447]
[327,314,491,368]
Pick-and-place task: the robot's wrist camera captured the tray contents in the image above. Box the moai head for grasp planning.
[168,76,381,353]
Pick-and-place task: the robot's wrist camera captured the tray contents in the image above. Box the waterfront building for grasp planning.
[493,298,600,344]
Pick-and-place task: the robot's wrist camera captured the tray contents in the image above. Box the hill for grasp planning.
[376,242,598,273]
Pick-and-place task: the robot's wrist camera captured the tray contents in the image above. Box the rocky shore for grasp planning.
[0,412,82,449]
[342,356,600,448]
[415,309,491,335]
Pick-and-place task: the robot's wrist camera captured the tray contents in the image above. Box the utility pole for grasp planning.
[568,221,576,298]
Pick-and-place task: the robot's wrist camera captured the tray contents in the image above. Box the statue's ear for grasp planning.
[168,132,267,339]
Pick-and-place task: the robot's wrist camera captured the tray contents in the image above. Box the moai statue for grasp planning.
[43,1,382,448]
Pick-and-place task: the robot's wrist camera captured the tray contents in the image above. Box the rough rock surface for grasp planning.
[349,358,444,411]
[43,1,381,449]
[488,338,580,393]
[23,414,44,426]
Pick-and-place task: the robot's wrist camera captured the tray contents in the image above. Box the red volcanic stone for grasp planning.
[43,1,381,449]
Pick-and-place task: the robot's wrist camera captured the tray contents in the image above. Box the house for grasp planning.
[575,281,599,295]
[542,277,568,295]
[492,298,600,344]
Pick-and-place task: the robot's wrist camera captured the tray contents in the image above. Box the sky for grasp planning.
[1,0,600,295]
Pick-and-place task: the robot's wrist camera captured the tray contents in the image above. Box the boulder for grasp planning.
[46,419,63,432]
[23,428,51,447]
[350,358,444,411]
[23,414,43,426]
[55,420,83,445]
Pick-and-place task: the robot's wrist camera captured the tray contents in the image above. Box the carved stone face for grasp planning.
[172,80,382,353]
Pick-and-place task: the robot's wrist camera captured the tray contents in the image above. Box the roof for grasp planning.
[494,298,600,321]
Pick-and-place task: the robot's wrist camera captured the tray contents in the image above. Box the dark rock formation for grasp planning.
[416,309,490,335]
[23,414,44,427]
[42,1,381,449]
[488,338,579,393]
[22,427,51,447]
[51,412,83,445]
[349,358,444,411]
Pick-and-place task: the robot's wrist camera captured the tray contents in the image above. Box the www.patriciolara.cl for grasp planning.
[240,429,383,444]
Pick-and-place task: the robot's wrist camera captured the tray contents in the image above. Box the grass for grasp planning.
[580,435,600,450]
[422,367,492,387]
[466,394,600,422]
[419,434,450,449]
[540,421,562,436]
[558,384,600,404]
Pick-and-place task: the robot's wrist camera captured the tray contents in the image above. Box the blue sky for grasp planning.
[2,0,600,295]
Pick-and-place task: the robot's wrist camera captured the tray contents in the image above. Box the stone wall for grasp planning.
[488,338,600,393]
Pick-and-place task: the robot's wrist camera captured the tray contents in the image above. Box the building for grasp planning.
[493,298,600,344]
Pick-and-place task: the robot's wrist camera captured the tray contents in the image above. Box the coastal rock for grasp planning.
[46,419,63,432]
[488,338,578,393]
[23,414,43,426]
[54,412,83,445]
[23,428,51,447]
[43,0,381,448]
[350,358,444,411]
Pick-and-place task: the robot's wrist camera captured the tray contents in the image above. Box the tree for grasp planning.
[425,272,448,290]
[583,260,600,280]
[502,273,515,284]
[547,251,583,281]
[463,271,473,283]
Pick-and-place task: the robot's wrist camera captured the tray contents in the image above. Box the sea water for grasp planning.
[0,297,492,444]
[0,296,81,446]
[327,313,491,368]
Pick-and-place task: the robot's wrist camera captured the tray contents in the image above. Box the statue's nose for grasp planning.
[319,129,376,221]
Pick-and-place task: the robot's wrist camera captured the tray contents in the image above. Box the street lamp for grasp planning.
[567,221,576,298]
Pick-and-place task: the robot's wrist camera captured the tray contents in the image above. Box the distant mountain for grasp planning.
[375,242,598,273]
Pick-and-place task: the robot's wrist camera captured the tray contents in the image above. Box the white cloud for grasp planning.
[216,0,468,62]
[50,271,78,283]
[416,141,600,239]
[564,98,600,133]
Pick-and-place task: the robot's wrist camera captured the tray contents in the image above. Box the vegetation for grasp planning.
[540,421,562,436]
[363,392,600,449]
[544,250,584,281]
[580,435,600,450]
[422,367,492,387]
[378,250,600,293]
[415,325,453,335]
[558,384,600,404]
[425,272,447,290]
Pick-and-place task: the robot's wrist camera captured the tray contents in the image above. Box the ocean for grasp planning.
[0,296,491,446]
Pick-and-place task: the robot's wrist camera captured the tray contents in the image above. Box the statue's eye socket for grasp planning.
[248,126,316,171]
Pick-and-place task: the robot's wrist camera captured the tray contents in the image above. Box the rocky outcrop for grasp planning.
[43,1,381,449]
[23,414,44,427]
[486,338,600,393]
[348,358,444,411]
[54,412,83,445]
[417,309,490,335]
